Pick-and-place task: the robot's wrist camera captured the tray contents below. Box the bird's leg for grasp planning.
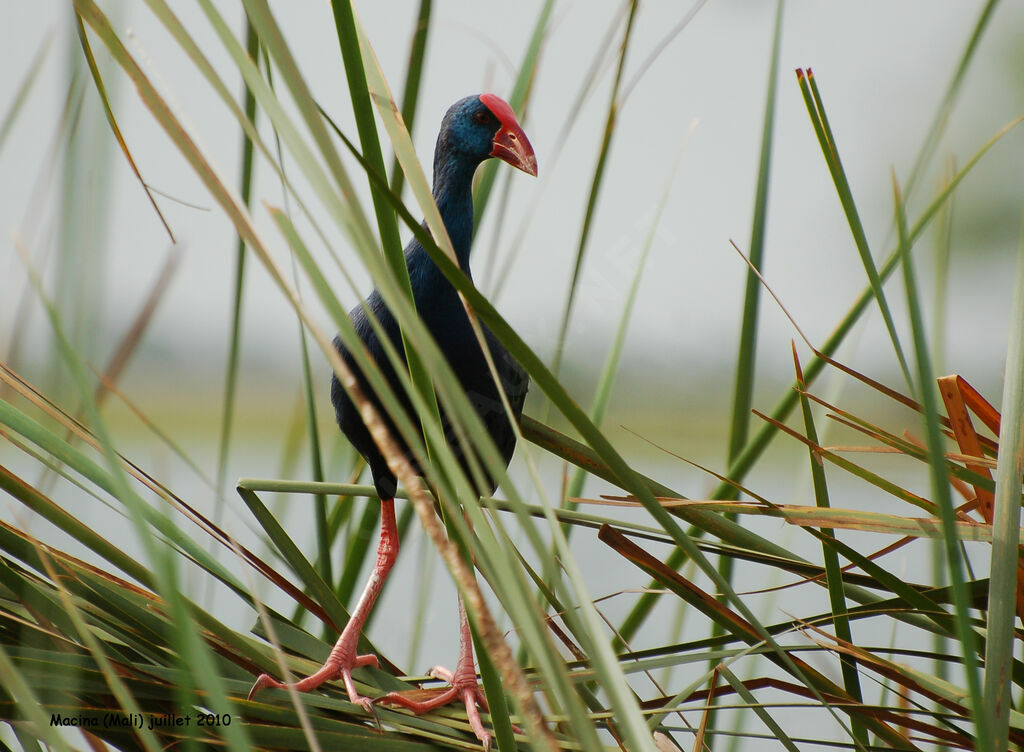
[248,498,398,712]
[378,595,492,747]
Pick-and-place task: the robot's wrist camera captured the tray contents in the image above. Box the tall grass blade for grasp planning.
[471,0,554,232]
[792,346,865,744]
[328,1,407,287]
[2,72,85,376]
[0,35,52,151]
[485,3,626,299]
[564,133,692,511]
[727,0,783,468]
[902,0,1000,198]
[712,6,784,734]
[73,15,174,243]
[257,37,338,631]
[929,159,956,694]
[221,0,379,251]
[981,204,1024,751]
[931,158,956,373]
[796,68,912,393]
[891,172,986,751]
[96,246,182,406]
[215,12,260,524]
[53,19,114,396]
[388,0,431,199]
[298,319,332,618]
[335,497,380,608]
[551,0,639,374]
[717,665,799,752]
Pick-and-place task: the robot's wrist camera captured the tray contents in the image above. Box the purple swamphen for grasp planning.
[248,93,537,746]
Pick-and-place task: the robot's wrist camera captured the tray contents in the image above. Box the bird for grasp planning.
[248,93,537,747]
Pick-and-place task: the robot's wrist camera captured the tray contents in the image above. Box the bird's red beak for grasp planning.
[479,93,538,177]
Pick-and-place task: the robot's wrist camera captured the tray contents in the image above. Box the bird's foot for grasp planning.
[247,649,381,714]
[378,664,493,749]
[247,498,399,722]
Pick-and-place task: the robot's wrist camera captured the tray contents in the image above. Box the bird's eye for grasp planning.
[475,112,488,124]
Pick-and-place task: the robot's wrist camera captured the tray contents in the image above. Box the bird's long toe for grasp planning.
[247,650,381,711]
[247,672,284,701]
[377,666,492,748]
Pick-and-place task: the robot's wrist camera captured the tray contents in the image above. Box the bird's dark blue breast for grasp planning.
[330,248,528,501]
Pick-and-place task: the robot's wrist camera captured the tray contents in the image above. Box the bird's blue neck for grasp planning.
[430,150,482,273]
[403,149,483,310]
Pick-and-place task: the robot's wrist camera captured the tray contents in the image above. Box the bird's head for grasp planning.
[437,93,538,177]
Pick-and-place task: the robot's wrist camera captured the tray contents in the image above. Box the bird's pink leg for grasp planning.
[378,596,492,748]
[248,499,398,712]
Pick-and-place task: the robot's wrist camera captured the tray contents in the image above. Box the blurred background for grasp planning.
[2,1,1023,747]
